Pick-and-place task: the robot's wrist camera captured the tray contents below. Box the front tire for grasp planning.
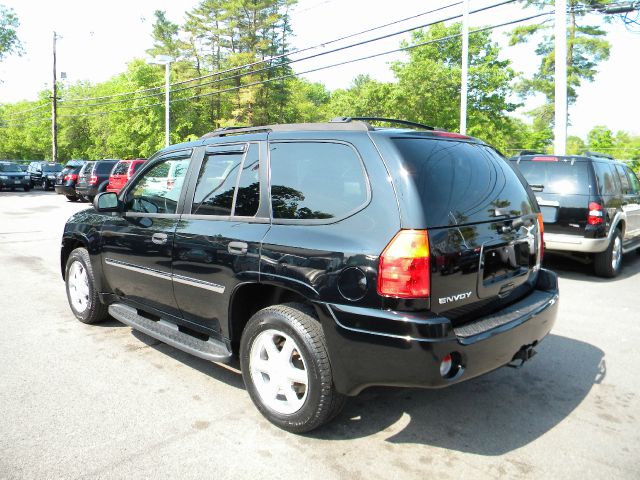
[23,186,31,192]
[66,195,78,202]
[240,303,346,433]
[65,248,108,324]
[594,229,623,278]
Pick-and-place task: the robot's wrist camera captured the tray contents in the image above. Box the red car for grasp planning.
[106,159,146,194]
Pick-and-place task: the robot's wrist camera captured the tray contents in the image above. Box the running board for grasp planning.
[108,303,232,362]
[622,239,640,254]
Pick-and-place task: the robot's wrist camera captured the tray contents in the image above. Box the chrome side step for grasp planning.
[622,239,640,255]
[108,303,232,362]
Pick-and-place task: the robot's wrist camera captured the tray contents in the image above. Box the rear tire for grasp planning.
[594,229,623,278]
[66,195,78,202]
[65,248,109,324]
[41,179,49,191]
[23,186,31,192]
[240,303,346,433]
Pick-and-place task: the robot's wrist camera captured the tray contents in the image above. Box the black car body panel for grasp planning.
[54,160,86,197]
[62,122,558,396]
[27,161,63,189]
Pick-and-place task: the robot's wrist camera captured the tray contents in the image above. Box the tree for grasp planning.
[587,125,614,152]
[0,4,22,64]
[509,1,611,126]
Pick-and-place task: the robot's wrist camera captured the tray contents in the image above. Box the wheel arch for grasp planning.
[227,282,313,355]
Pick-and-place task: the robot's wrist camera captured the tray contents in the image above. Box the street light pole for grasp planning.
[554,0,568,155]
[51,31,58,163]
[460,0,470,135]
[164,61,170,148]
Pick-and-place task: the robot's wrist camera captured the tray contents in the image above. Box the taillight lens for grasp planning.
[89,175,98,185]
[537,213,544,262]
[532,156,558,162]
[588,202,604,225]
[377,230,430,298]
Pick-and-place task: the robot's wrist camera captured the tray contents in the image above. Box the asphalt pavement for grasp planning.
[0,190,638,479]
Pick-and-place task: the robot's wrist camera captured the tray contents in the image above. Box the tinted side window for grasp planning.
[125,158,189,214]
[234,144,260,217]
[624,166,640,194]
[192,151,244,215]
[132,161,145,174]
[593,162,618,196]
[111,162,129,175]
[96,162,116,174]
[269,142,368,220]
[615,165,631,194]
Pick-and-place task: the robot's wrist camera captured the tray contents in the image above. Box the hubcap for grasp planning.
[611,236,622,271]
[67,261,91,313]
[249,329,309,415]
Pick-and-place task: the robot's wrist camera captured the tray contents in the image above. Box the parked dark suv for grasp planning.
[0,161,31,191]
[74,159,118,202]
[54,160,86,201]
[510,152,640,277]
[61,119,558,432]
[27,161,63,190]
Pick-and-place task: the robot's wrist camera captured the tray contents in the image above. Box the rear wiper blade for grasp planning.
[529,184,544,192]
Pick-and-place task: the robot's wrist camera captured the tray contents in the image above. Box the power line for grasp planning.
[59,0,465,104]
[56,11,552,120]
[0,117,52,128]
[0,102,50,118]
[59,0,518,110]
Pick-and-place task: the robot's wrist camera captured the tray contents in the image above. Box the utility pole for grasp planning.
[460,0,470,135]
[51,31,58,163]
[554,0,567,155]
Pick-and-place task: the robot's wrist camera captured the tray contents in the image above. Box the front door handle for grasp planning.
[152,232,168,245]
[228,241,248,255]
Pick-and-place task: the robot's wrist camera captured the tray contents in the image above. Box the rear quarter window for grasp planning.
[111,162,129,176]
[593,162,619,196]
[392,138,533,227]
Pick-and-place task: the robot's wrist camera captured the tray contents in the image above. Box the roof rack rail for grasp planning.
[200,126,272,139]
[330,117,435,131]
[585,151,614,160]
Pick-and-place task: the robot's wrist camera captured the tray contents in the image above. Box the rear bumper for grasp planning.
[75,185,99,197]
[316,268,559,396]
[54,184,77,196]
[545,232,609,253]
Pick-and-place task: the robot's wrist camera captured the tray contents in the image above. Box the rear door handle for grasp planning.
[152,233,168,245]
[228,241,248,255]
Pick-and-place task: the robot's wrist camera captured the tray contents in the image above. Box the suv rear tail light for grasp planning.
[377,230,430,298]
[64,173,78,182]
[537,213,544,261]
[588,202,604,225]
[89,175,98,185]
[532,156,558,162]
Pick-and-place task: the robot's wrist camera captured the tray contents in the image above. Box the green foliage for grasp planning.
[509,1,611,125]
[0,4,22,63]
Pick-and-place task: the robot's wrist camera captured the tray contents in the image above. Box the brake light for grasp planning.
[64,173,78,182]
[588,202,604,225]
[378,230,430,298]
[89,175,98,185]
[433,131,471,140]
[532,156,558,162]
[537,213,544,262]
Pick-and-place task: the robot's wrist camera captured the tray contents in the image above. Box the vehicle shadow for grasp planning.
[310,334,604,454]
[0,190,58,198]
[543,251,640,282]
[130,329,245,390]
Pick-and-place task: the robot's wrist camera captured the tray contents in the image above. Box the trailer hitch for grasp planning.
[506,343,537,369]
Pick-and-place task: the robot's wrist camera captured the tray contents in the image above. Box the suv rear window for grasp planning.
[513,160,591,195]
[96,162,116,174]
[392,139,533,227]
[42,164,63,172]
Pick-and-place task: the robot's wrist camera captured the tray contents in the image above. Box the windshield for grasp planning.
[0,164,22,173]
[392,138,534,227]
[42,164,63,172]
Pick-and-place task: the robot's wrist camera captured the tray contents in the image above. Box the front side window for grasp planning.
[624,166,640,194]
[269,142,368,220]
[124,157,189,214]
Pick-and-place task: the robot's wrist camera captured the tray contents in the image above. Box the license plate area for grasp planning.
[14,180,21,184]
[478,241,533,298]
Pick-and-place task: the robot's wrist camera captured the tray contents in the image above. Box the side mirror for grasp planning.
[94,192,120,213]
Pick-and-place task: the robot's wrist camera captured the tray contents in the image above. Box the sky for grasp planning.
[0,0,638,139]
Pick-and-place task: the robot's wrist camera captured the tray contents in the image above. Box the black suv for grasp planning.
[510,152,640,277]
[0,161,31,191]
[54,160,86,201]
[74,159,118,202]
[27,161,64,190]
[61,119,558,432]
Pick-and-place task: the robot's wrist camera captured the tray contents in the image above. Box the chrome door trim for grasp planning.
[172,274,226,294]
[105,258,172,280]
